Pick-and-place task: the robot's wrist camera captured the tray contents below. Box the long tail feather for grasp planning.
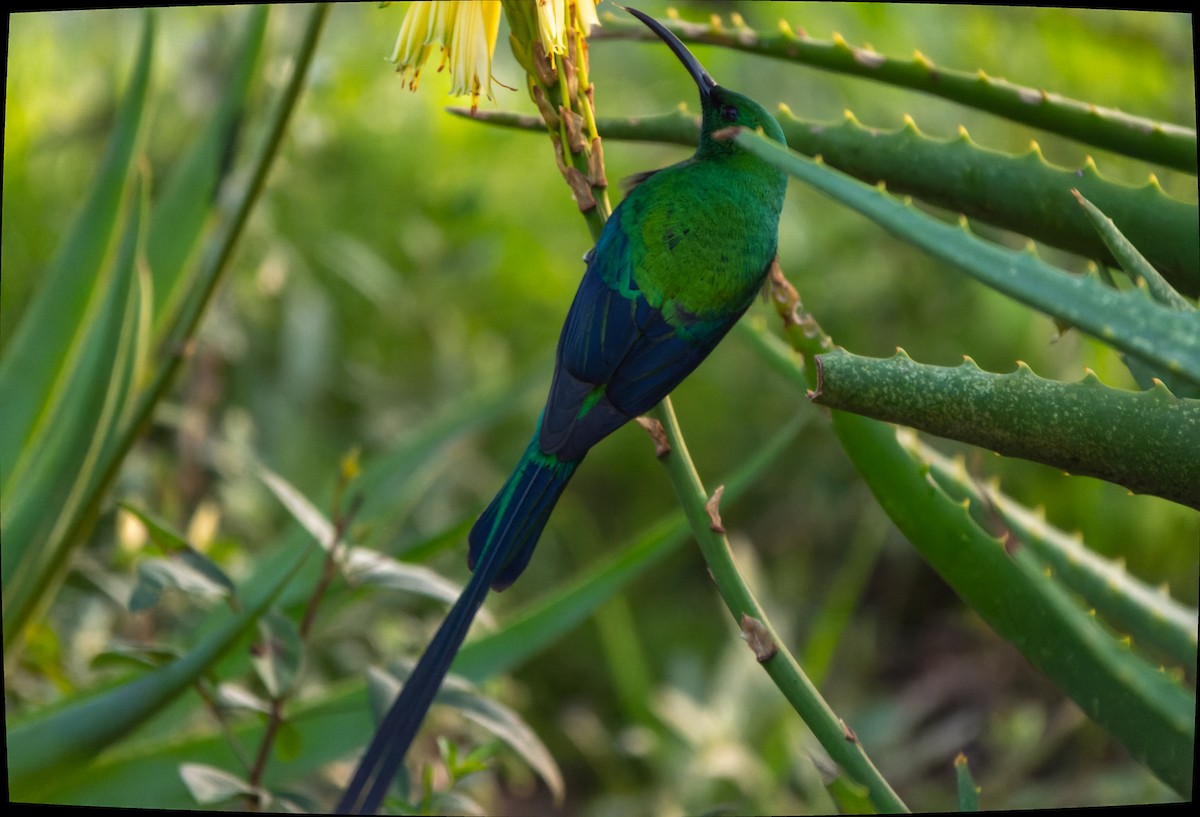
[337,438,578,814]
[469,435,579,590]
[336,542,501,814]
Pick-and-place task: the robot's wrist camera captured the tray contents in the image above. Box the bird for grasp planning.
[337,6,787,813]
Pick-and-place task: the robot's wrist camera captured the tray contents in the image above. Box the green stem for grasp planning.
[649,397,909,814]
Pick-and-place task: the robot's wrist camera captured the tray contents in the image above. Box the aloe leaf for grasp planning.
[733,130,1200,388]
[1070,190,1197,394]
[920,442,1198,670]
[1071,190,1194,311]
[831,411,1194,795]
[809,349,1200,509]
[2,4,330,657]
[779,115,1196,299]
[12,2,328,653]
[452,107,1199,297]
[7,6,334,793]
[594,12,1197,173]
[746,322,1197,669]
[0,10,153,499]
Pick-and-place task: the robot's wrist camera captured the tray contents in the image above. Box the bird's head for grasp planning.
[624,6,786,157]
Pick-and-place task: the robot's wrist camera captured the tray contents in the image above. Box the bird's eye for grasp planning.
[720,104,738,122]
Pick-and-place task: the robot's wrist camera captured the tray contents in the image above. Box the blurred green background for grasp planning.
[3,2,1196,813]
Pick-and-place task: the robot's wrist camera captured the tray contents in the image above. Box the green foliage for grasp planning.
[3,3,1195,815]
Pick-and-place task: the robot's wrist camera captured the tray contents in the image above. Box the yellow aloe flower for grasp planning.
[449,0,501,105]
[388,0,600,110]
[536,0,601,56]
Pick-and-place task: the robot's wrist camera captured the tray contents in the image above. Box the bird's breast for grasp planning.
[630,177,782,323]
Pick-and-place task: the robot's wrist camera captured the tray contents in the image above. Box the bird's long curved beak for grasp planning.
[623,5,717,100]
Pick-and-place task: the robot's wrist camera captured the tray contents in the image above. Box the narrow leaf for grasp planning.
[2,168,149,647]
[343,546,468,610]
[258,465,337,549]
[368,665,565,805]
[1071,190,1193,312]
[129,557,232,611]
[258,464,474,613]
[0,10,153,492]
[252,608,303,699]
[180,762,256,805]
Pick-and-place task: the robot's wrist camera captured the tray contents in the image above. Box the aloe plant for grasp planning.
[4,4,1194,814]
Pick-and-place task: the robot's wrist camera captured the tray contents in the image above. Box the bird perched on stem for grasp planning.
[337,6,787,813]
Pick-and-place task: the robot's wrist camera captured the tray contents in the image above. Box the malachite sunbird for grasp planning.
[338,6,787,813]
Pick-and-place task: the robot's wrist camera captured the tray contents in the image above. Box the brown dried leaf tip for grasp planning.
[767,258,801,326]
[705,484,727,533]
[739,613,778,662]
[807,354,826,401]
[634,416,671,457]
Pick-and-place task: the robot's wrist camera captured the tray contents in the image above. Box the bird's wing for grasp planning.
[539,216,741,462]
